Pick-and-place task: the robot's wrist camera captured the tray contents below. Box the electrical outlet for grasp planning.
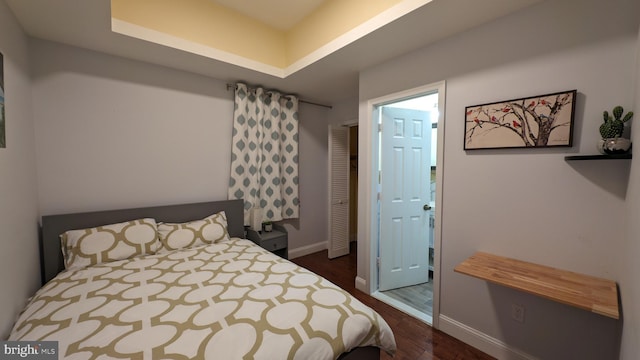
[511,303,525,323]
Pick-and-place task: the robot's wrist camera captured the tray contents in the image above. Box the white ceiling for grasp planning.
[5,0,541,105]
[212,0,326,30]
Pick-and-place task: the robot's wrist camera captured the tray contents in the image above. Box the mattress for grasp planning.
[9,238,396,359]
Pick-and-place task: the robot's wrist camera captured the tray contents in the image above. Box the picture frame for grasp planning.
[464,89,576,150]
[0,51,5,148]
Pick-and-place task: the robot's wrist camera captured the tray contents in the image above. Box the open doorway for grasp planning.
[349,126,358,244]
[374,94,437,324]
[363,82,444,326]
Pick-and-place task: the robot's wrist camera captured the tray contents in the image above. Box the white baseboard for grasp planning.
[288,241,327,259]
[355,276,367,293]
[438,315,537,360]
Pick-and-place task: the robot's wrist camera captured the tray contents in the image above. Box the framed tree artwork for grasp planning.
[0,51,4,148]
[464,90,576,150]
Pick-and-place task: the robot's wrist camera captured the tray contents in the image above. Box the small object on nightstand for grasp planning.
[263,221,273,232]
[246,224,288,259]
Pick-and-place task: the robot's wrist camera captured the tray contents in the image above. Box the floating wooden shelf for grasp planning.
[454,252,619,319]
[564,153,631,161]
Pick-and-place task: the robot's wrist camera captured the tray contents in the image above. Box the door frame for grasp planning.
[356,80,446,328]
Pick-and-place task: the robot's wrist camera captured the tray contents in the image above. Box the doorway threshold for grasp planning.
[372,291,432,325]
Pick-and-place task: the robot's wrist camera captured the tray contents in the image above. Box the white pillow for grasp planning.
[61,218,159,270]
[157,211,230,253]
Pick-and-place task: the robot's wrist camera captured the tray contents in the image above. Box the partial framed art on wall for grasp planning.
[464,89,576,150]
[0,51,4,148]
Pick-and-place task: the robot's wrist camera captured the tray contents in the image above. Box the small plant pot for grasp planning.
[263,223,273,232]
[600,137,631,154]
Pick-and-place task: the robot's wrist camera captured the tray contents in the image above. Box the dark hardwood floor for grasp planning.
[290,244,495,360]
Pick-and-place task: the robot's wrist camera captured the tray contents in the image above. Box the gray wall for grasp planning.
[29,39,331,254]
[4,0,640,358]
[359,0,638,358]
[0,1,40,338]
[31,40,233,214]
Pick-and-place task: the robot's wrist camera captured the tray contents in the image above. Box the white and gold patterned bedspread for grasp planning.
[10,238,396,359]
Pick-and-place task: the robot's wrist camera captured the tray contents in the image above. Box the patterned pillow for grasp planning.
[157,211,230,253]
[61,218,159,270]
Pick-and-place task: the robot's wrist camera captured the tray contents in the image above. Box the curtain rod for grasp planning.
[226,83,332,109]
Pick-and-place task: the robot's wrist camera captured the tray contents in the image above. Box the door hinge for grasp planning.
[376,257,381,268]
[378,123,383,132]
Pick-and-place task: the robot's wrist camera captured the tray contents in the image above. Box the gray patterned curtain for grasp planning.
[228,83,300,225]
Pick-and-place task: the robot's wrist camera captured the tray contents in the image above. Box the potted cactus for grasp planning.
[598,106,633,154]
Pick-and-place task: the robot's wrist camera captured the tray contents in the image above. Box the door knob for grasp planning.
[423,204,432,211]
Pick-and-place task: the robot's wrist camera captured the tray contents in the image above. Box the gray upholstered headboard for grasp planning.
[39,199,245,285]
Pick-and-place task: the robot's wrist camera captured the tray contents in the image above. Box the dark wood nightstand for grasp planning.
[246,225,288,259]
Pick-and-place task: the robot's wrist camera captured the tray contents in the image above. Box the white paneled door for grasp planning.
[378,107,431,291]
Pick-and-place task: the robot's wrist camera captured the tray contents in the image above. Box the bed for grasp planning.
[9,199,396,360]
